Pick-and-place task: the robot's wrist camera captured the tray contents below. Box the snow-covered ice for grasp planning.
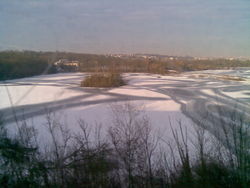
[0,69,249,148]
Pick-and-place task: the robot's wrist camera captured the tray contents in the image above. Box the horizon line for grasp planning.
[1,48,250,60]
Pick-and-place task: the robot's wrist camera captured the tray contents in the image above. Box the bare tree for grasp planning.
[108,102,159,188]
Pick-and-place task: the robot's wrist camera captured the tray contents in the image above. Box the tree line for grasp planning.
[0,50,250,80]
[0,51,55,81]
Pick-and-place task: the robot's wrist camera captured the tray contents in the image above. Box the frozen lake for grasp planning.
[0,69,249,146]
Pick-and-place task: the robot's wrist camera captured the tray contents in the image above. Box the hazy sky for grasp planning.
[0,0,250,57]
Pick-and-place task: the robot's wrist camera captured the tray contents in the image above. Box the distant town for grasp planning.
[106,53,250,61]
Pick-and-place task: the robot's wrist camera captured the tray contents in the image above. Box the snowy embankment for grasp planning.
[0,69,249,150]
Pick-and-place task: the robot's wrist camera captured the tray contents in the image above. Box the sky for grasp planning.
[0,0,250,58]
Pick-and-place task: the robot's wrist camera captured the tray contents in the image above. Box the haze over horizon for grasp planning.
[0,0,250,58]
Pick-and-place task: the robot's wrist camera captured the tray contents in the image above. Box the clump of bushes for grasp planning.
[81,72,125,87]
